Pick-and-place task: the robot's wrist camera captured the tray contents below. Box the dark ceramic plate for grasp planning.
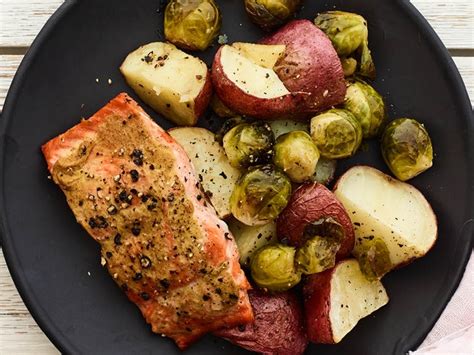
[1,0,472,354]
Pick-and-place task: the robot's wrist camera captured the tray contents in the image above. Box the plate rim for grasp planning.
[0,0,472,353]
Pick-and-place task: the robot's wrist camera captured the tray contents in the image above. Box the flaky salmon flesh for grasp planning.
[42,93,253,349]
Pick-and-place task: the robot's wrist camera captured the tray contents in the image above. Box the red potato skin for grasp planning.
[214,289,308,355]
[211,46,311,120]
[303,268,337,344]
[193,70,213,124]
[277,183,355,259]
[260,19,346,115]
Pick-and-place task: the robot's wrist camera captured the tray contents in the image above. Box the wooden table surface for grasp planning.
[0,1,473,353]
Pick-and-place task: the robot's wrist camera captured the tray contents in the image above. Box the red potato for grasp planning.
[211,44,309,120]
[277,183,355,259]
[211,20,346,120]
[215,289,308,355]
[303,259,389,344]
[260,19,347,116]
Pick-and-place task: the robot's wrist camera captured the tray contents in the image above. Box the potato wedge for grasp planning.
[231,42,286,69]
[121,42,212,126]
[333,166,438,269]
[227,219,277,267]
[169,127,239,219]
[215,289,308,355]
[304,259,389,344]
[277,183,355,259]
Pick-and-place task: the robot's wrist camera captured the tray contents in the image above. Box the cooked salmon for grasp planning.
[42,93,253,349]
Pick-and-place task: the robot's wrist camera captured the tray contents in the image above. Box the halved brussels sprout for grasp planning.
[311,157,337,186]
[310,109,363,159]
[215,116,249,143]
[223,122,275,168]
[343,80,386,139]
[230,165,292,226]
[164,0,222,51]
[303,217,346,243]
[210,95,237,118]
[273,131,320,183]
[381,118,433,181]
[314,11,375,79]
[250,244,301,291]
[353,236,392,281]
[295,236,339,275]
[244,0,302,31]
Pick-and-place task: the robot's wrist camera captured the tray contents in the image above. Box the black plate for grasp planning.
[1,0,472,354]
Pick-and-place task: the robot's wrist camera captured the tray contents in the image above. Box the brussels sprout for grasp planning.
[273,131,320,183]
[310,109,363,159]
[269,119,309,138]
[343,80,386,139]
[230,165,292,226]
[381,118,433,181]
[295,236,339,274]
[303,217,346,243]
[311,157,337,185]
[215,116,250,143]
[353,237,392,281]
[250,244,301,291]
[164,0,221,51]
[341,57,357,77]
[314,11,375,79]
[223,122,275,168]
[210,95,237,118]
[244,0,302,31]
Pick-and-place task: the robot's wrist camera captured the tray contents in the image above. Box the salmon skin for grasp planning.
[42,93,253,349]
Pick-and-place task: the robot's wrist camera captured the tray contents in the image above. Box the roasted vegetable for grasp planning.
[277,183,354,259]
[223,122,275,168]
[273,131,320,183]
[314,11,375,79]
[334,166,438,270]
[164,0,221,51]
[296,236,339,275]
[311,157,337,186]
[381,118,433,181]
[215,116,250,143]
[250,244,301,291]
[230,165,292,226]
[310,109,362,159]
[228,219,277,267]
[353,236,392,281]
[120,42,211,126]
[168,127,240,219]
[210,94,237,118]
[343,80,386,139]
[304,259,389,344]
[214,290,308,355]
[244,0,302,31]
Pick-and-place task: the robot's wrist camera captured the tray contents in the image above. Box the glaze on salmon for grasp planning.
[42,93,253,349]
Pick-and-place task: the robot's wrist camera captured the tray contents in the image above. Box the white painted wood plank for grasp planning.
[0,249,60,355]
[0,0,64,48]
[0,0,472,49]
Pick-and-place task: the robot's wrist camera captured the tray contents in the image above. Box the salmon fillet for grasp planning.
[42,93,253,349]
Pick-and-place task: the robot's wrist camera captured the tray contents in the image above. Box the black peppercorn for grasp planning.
[130,169,139,182]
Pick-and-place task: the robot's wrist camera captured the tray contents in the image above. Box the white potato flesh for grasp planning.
[220,45,290,99]
[329,259,389,343]
[269,119,309,138]
[227,219,277,267]
[169,127,240,219]
[120,42,208,126]
[231,42,286,69]
[334,166,437,267]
